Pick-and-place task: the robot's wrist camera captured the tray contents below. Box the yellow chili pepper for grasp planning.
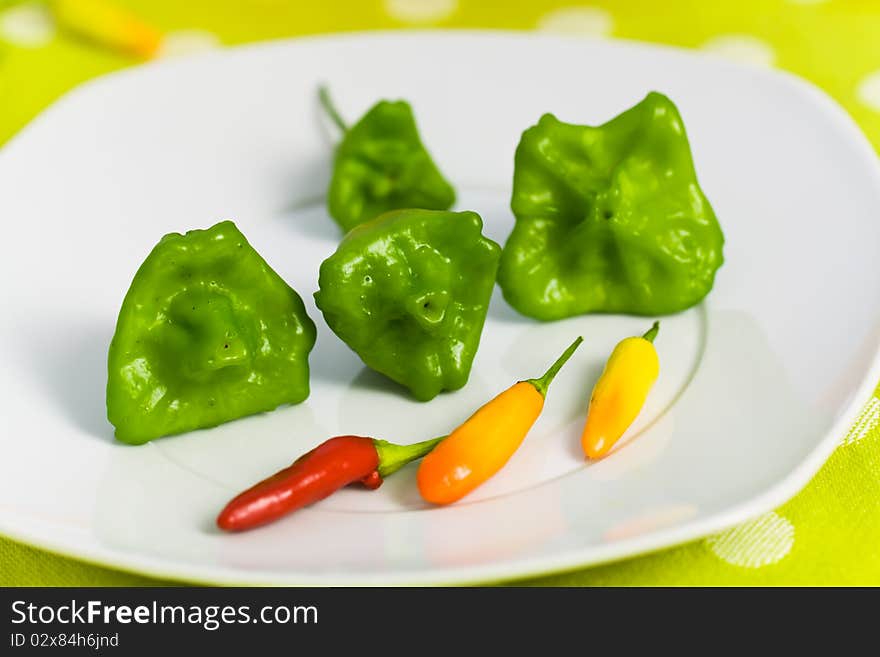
[581,322,660,460]
[52,0,162,59]
[418,336,583,505]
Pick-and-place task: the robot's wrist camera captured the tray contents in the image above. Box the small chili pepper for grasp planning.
[52,0,163,59]
[498,93,724,321]
[217,434,442,531]
[417,336,583,505]
[318,86,456,233]
[581,322,660,460]
[107,220,316,444]
[314,208,501,401]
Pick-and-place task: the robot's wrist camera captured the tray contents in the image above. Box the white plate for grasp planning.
[1,32,879,586]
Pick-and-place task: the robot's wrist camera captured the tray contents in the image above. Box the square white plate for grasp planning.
[1,32,879,585]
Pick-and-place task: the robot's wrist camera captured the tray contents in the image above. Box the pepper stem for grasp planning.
[318,84,348,133]
[525,336,583,398]
[642,321,660,343]
[374,436,445,478]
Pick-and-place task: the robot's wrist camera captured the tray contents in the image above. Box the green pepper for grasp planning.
[320,86,456,233]
[314,209,500,401]
[107,220,316,444]
[498,91,724,321]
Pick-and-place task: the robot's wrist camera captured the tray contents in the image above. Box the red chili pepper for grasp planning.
[217,434,442,532]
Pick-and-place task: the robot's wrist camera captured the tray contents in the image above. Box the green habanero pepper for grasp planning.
[107,220,317,444]
[497,92,725,321]
[314,209,500,401]
[319,86,456,233]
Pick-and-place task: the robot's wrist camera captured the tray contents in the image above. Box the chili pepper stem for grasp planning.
[318,85,348,133]
[374,436,445,478]
[524,336,583,398]
[642,321,660,343]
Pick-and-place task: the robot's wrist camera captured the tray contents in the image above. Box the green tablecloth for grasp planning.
[2,0,879,586]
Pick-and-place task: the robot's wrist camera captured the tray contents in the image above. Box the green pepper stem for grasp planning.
[642,321,660,343]
[374,436,445,478]
[525,336,583,398]
[318,85,348,133]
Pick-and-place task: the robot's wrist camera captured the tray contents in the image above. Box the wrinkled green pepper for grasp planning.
[314,209,500,401]
[321,87,456,233]
[498,92,725,321]
[107,220,316,444]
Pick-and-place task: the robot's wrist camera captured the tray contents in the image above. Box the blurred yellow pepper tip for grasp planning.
[52,0,163,59]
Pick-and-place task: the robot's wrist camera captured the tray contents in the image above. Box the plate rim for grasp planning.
[2,29,879,585]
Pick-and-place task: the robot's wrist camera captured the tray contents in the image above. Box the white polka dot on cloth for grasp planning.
[158,30,221,58]
[384,0,458,25]
[702,34,776,67]
[705,512,795,568]
[537,6,614,37]
[857,71,880,112]
[0,3,55,48]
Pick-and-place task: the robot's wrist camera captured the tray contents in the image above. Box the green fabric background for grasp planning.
[1,0,879,586]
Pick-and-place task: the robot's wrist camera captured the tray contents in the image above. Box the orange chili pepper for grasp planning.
[417,336,583,505]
